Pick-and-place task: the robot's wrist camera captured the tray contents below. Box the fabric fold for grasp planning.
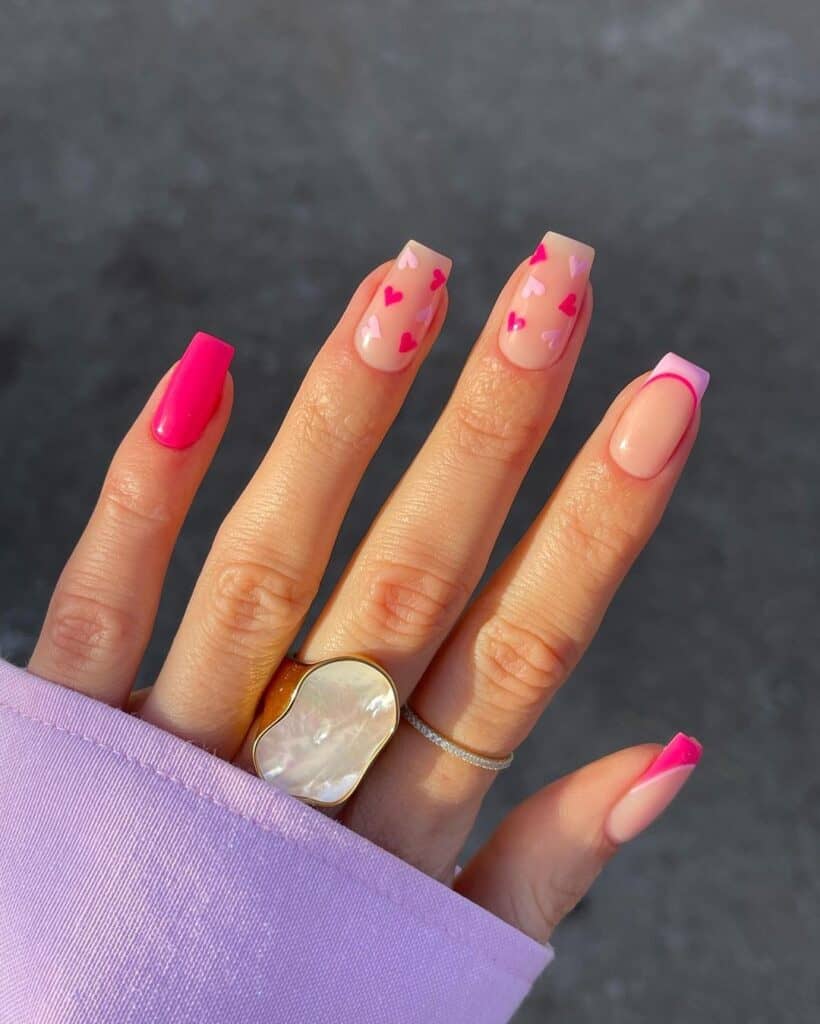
[0,658,552,1023]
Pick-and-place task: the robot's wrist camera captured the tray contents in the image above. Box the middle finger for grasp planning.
[299,231,595,692]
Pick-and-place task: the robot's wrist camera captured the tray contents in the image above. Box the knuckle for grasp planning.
[46,588,136,675]
[358,559,468,645]
[447,374,540,466]
[296,378,380,459]
[472,614,578,717]
[555,499,638,584]
[101,465,175,531]
[207,557,314,647]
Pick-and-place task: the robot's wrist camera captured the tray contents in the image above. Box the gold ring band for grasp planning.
[251,655,399,808]
[400,705,514,771]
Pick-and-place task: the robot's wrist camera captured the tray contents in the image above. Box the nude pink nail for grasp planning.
[609,352,709,479]
[355,240,452,372]
[151,332,234,450]
[498,230,595,370]
[605,732,703,845]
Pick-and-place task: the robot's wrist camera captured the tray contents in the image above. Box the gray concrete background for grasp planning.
[0,2,817,1020]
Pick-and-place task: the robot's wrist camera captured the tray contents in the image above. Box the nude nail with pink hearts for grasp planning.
[499,231,595,371]
[355,240,452,372]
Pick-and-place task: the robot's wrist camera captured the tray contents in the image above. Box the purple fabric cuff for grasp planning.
[0,658,552,1023]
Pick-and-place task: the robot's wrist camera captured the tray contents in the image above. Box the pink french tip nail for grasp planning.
[605,732,703,845]
[355,239,452,372]
[151,332,234,450]
[498,230,595,371]
[608,351,710,480]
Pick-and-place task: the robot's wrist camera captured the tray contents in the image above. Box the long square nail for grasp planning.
[355,240,452,372]
[151,332,234,450]
[609,353,710,479]
[499,230,595,370]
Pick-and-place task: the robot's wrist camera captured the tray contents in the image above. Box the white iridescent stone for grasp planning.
[253,659,398,806]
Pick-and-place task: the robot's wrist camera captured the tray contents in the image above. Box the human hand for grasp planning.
[28,233,706,943]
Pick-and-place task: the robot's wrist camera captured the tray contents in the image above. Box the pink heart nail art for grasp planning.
[398,245,419,270]
[430,268,447,291]
[569,253,590,278]
[415,304,434,326]
[558,293,578,317]
[529,242,547,265]
[398,331,418,353]
[384,286,403,306]
[521,274,545,299]
[507,311,526,332]
[540,328,563,349]
[362,314,381,339]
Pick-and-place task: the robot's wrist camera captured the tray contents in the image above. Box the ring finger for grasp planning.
[141,241,452,756]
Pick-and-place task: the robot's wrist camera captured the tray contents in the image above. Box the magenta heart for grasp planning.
[384,286,403,306]
[507,311,526,332]
[529,242,547,265]
[429,268,447,291]
[398,331,418,353]
[558,293,577,317]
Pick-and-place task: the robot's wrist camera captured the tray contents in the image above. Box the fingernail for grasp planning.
[355,240,452,372]
[151,332,234,450]
[498,230,595,370]
[609,353,710,479]
[605,732,703,845]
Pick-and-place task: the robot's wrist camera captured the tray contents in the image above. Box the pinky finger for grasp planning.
[28,332,234,706]
[454,734,702,942]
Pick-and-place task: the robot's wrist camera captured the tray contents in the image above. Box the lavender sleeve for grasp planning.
[0,658,552,1023]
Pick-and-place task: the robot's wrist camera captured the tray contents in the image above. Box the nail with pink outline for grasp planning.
[355,240,452,372]
[609,353,710,479]
[499,230,595,370]
[605,732,703,844]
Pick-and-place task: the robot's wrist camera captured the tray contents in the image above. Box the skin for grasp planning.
[27,254,701,944]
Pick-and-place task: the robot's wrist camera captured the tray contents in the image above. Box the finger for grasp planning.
[346,353,708,875]
[142,241,452,756]
[299,231,595,696]
[455,734,703,942]
[28,333,234,705]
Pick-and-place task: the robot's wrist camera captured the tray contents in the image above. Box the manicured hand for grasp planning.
[28,233,707,943]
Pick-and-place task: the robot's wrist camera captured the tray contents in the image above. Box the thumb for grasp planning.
[454,734,702,942]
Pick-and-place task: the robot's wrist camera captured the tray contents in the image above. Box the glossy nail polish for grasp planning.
[609,353,709,479]
[152,332,234,450]
[499,230,595,370]
[605,732,703,844]
[355,240,452,372]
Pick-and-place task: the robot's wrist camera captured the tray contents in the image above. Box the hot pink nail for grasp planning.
[151,332,234,450]
[499,230,595,370]
[605,732,703,845]
[609,352,709,479]
[355,240,452,372]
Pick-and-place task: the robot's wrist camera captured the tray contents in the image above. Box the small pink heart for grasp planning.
[507,311,526,332]
[430,268,447,291]
[398,331,418,353]
[362,314,381,339]
[415,304,434,326]
[521,274,545,299]
[569,253,590,279]
[397,245,419,270]
[541,328,563,349]
[384,285,403,306]
[558,293,577,317]
[529,242,547,265]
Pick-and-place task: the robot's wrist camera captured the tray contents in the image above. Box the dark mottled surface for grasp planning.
[0,2,817,1020]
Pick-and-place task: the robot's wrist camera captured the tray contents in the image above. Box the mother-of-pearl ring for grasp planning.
[400,705,514,771]
[251,655,399,809]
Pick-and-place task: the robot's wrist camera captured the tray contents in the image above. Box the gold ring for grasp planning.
[251,655,399,808]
